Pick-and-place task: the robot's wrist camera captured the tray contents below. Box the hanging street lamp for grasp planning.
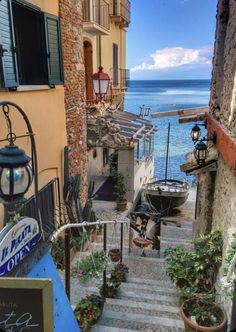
[92,66,110,102]
[194,140,208,165]
[191,124,201,142]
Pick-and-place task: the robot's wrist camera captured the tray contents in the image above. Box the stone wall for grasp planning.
[210,0,236,135]
[59,0,88,203]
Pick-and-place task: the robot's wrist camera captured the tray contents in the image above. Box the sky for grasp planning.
[127,0,218,80]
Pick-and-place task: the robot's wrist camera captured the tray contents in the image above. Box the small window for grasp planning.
[12,1,48,85]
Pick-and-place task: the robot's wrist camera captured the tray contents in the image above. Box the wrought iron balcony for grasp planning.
[82,0,110,35]
[110,0,131,28]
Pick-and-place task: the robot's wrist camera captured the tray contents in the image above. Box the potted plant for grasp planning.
[180,296,227,332]
[112,263,129,282]
[74,294,104,332]
[72,251,108,284]
[164,230,223,297]
[100,271,122,298]
[108,248,121,262]
[113,171,127,211]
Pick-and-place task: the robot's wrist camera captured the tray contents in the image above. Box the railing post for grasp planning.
[103,223,107,288]
[65,229,71,300]
[120,222,123,263]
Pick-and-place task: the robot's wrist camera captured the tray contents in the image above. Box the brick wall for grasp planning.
[59,0,88,203]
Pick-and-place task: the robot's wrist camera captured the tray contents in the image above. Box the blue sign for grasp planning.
[27,252,80,332]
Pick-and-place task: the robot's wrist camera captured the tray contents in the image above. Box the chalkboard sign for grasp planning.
[0,278,53,332]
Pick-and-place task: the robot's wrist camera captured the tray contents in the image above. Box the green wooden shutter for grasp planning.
[0,0,19,88]
[44,14,64,85]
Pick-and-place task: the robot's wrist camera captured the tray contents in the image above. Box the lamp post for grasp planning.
[0,101,40,227]
[92,67,110,102]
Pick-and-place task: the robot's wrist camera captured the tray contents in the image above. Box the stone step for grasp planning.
[104,297,180,317]
[127,277,174,289]
[121,281,178,297]
[161,225,192,240]
[96,309,184,331]
[70,284,180,308]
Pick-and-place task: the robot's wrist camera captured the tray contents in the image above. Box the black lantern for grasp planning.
[92,66,110,101]
[191,124,201,142]
[0,144,33,203]
[194,140,208,165]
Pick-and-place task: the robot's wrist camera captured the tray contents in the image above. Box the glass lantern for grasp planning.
[0,144,33,203]
[194,140,207,165]
[92,67,110,101]
[191,124,201,142]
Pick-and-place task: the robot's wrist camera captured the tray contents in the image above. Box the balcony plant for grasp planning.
[112,170,127,211]
[74,294,104,332]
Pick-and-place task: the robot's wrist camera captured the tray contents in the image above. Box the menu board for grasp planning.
[0,278,53,332]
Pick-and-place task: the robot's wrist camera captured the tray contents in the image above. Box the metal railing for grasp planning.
[24,177,62,236]
[111,0,131,25]
[51,219,128,299]
[82,0,110,30]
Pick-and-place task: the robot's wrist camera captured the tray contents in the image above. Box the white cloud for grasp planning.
[131,46,213,72]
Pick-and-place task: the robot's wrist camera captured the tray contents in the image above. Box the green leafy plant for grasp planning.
[182,296,224,327]
[72,251,108,284]
[164,230,223,296]
[112,171,127,203]
[112,263,129,282]
[224,232,236,276]
[74,295,103,332]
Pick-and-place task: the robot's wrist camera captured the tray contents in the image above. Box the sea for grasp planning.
[124,79,211,186]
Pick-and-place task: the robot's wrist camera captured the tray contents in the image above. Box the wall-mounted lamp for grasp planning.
[92,66,110,102]
[0,102,40,227]
[194,140,208,165]
[191,122,217,165]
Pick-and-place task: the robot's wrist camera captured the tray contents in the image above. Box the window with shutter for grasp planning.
[0,0,19,88]
[45,14,64,86]
[0,0,64,88]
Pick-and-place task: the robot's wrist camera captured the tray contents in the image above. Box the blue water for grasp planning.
[124,80,210,185]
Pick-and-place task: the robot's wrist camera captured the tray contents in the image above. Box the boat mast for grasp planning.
[165,122,170,184]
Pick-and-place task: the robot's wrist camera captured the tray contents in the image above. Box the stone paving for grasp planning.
[69,188,196,331]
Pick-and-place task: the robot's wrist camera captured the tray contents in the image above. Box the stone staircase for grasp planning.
[69,203,193,331]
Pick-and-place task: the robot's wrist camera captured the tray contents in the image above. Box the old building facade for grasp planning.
[0,0,87,225]
[195,0,236,328]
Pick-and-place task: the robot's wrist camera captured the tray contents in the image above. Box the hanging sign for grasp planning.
[0,217,40,276]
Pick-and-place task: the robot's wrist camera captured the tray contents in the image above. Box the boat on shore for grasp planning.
[142,122,189,215]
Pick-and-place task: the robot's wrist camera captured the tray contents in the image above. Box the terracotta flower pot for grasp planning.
[108,248,121,262]
[100,284,118,298]
[180,299,227,332]
[116,199,127,211]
